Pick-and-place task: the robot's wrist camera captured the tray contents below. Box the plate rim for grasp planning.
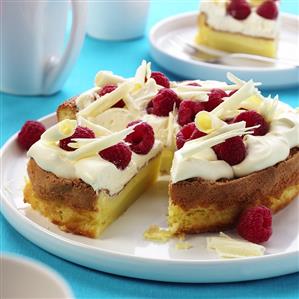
[1,113,299,282]
[149,11,299,72]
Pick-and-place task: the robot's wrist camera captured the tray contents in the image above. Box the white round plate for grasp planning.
[1,113,299,283]
[1,255,73,298]
[149,12,299,89]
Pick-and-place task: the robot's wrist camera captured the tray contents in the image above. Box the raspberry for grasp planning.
[237,206,272,243]
[98,84,125,108]
[213,136,246,166]
[146,88,181,117]
[187,82,201,87]
[150,71,170,88]
[256,0,278,20]
[59,126,95,151]
[17,120,46,150]
[125,121,155,155]
[204,88,227,112]
[176,123,206,149]
[99,142,132,170]
[228,89,238,96]
[227,0,251,20]
[178,100,205,126]
[233,110,269,136]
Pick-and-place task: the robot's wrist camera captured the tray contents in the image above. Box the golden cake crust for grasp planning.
[27,158,98,211]
[169,148,299,234]
[56,96,78,122]
[170,148,299,211]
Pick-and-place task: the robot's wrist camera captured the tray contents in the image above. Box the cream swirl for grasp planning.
[232,134,290,177]
[171,148,234,183]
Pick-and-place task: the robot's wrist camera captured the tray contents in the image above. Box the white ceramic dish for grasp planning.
[149,12,299,89]
[1,254,73,298]
[1,113,299,283]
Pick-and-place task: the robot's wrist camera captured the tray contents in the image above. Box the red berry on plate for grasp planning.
[99,142,132,170]
[146,88,181,117]
[237,206,272,243]
[204,88,227,112]
[17,120,46,150]
[125,121,155,155]
[213,136,246,166]
[176,122,206,149]
[59,126,95,151]
[233,110,269,136]
[98,84,125,108]
[227,0,251,20]
[178,100,205,126]
[150,71,170,88]
[256,0,278,20]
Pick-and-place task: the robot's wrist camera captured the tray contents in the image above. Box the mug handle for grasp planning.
[43,1,87,95]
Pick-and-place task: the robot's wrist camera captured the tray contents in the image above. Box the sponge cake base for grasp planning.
[168,148,299,234]
[24,155,161,238]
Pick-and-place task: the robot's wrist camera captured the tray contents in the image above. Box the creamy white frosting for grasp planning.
[171,148,234,183]
[200,0,279,39]
[233,134,290,177]
[171,102,299,183]
[28,140,162,195]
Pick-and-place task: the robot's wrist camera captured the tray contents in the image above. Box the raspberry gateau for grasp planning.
[23,61,299,239]
[195,0,280,57]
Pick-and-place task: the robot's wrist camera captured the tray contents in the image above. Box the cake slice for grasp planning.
[24,120,162,238]
[168,80,299,235]
[195,0,280,57]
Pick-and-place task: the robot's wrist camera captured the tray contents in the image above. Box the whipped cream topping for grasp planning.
[233,134,290,177]
[29,61,298,190]
[200,0,279,39]
[171,100,299,183]
[171,148,234,182]
[28,135,162,195]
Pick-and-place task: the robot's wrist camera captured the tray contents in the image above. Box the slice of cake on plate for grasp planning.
[195,0,280,57]
[169,79,299,234]
[24,119,162,237]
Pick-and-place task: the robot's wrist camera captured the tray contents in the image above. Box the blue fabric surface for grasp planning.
[1,1,299,298]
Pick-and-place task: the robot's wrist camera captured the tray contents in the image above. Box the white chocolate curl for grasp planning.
[207,233,265,258]
[211,80,257,118]
[41,120,77,143]
[78,82,131,118]
[68,122,140,161]
[95,71,125,87]
[195,111,224,133]
[179,122,257,159]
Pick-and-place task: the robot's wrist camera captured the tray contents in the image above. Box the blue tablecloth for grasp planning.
[1,1,299,298]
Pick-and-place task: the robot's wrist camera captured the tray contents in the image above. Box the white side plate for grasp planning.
[1,113,298,283]
[149,12,299,89]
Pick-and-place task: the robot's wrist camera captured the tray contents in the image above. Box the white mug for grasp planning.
[87,0,150,40]
[0,1,87,96]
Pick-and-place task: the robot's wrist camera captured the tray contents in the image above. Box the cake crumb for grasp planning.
[175,241,193,250]
[143,225,173,243]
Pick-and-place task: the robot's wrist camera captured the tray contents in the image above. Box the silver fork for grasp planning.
[174,36,299,67]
